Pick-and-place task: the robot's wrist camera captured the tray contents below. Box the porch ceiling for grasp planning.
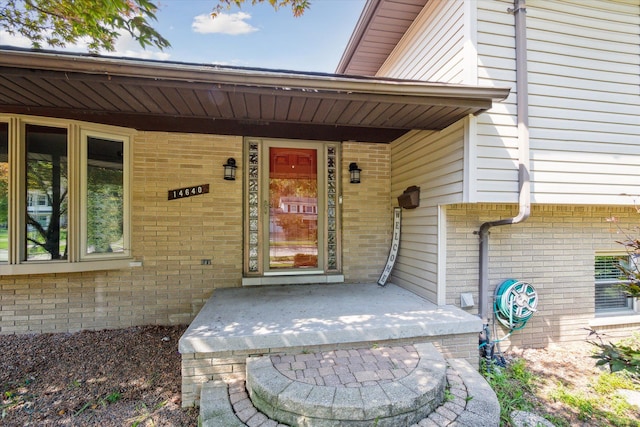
[0,47,508,143]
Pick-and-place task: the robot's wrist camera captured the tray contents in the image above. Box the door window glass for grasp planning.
[269,147,318,269]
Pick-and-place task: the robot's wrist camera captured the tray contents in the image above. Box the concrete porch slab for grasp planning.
[179,283,482,354]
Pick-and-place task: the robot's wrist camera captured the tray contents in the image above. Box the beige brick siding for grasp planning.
[180,334,477,407]
[341,142,392,283]
[0,134,392,334]
[446,203,640,348]
[1,132,244,334]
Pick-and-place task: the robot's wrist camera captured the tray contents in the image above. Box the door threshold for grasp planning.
[242,274,345,286]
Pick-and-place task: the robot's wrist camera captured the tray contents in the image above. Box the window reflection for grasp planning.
[26,125,68,260]
[0,123,7,262]
[86,136,124,254]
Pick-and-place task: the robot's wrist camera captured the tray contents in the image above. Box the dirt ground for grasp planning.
[0,325,637,426]
[509,339,640,427]
[0,325,198,426]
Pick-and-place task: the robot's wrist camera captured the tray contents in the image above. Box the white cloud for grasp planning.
[192,12,258,35]
[0,31,34,48]
[103,31,171,61]
[0,29,170,61]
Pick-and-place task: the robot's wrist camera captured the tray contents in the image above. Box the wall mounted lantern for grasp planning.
[223,158,237,181]
[349,162,361,184]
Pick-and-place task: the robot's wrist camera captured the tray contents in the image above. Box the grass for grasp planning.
[482,352,640,427]
[26,229,67,257]
[127,400,168,427]
[548,371,639,427]
[0,228,7,250]
[103,392,122,405]
[1,376,35,419]
[481,358,538,426]
[74,391,122,416]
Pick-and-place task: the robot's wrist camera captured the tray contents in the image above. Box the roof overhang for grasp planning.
[0,47,509,143]
[336,0,429,76]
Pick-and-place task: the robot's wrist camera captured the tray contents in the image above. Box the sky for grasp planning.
[0,0,367,73]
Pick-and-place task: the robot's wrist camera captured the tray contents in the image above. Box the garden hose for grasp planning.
[480,279,538,367]
[493,279,538,331]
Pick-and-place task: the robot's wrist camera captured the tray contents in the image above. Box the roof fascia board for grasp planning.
[0,49,509,102]
[0,66,500,109]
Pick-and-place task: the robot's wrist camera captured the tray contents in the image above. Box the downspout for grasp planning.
[478,0,531,322]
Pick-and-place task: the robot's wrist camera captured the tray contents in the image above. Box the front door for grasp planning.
[244,139,340,277]
[268,146,319,270]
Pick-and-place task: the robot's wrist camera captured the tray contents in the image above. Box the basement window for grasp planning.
[594,254,635,315]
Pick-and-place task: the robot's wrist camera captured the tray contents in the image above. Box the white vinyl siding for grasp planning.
[378,0,467,83]
[476,0,520,202]
[476,0,640,204]
[528,0,640,204]
[390,122,465,302]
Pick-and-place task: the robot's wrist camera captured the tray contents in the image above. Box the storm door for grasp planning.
[244,139,340,277]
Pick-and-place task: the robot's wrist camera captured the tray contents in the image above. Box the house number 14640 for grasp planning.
[168,184,210,200]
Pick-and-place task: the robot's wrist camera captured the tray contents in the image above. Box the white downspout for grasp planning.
[478,0,531,322]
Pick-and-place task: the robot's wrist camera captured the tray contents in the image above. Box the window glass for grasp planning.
[86,136,124,254]
[595,254,632,313]
[26,125,68,260]
[0,123,8,262]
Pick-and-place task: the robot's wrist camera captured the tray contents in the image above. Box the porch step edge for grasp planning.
[196,354,501,427]
[444,359,500,427]
[246,343,447,426]
[199,381,245,427]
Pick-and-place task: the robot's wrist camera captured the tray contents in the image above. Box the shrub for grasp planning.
[587,329,640,376]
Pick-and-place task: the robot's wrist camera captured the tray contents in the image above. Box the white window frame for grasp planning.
[591,251,640,327]
[0,115,133,275]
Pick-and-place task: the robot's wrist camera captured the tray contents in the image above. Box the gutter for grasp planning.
[0,47,510,102]
[478,0,531,322]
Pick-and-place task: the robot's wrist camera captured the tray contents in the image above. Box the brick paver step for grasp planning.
[246,343,446,426]
[271,345,419,387]
[198,344,500,427]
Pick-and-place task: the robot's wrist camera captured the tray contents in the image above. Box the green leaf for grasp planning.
[0,0,170,52]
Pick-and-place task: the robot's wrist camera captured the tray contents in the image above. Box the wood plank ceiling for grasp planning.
[0,48,508,143]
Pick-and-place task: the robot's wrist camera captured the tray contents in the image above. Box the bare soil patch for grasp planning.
[0,325,198,426]
[510,340,640,427]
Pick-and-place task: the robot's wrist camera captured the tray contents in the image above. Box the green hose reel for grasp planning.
[494,279,538,330]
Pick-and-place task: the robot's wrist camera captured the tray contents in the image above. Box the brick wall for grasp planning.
[446,203,640,348]
[0,132,244,334]
[341,142,392,283]
[0,136,394,334]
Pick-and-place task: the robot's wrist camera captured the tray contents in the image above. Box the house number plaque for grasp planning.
[168,184,209,200]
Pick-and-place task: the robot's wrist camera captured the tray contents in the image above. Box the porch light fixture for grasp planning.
[223,158,237,181]
[349,162,361,184]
